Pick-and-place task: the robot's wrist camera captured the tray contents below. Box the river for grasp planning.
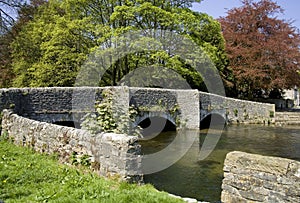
[140,125,300,202]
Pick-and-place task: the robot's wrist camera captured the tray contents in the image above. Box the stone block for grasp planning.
[222,151,300,203]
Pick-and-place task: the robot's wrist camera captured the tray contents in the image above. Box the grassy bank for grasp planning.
[0,139,183,203]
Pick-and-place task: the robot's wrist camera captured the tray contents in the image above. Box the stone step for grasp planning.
[275,119,300,122]
[276,121,300,125]
[275,112,300,124]
[275,115,300,118]
[276,116,300,118]
[275,113,300,116]
[276,121,300,123]
[275,116,300,120]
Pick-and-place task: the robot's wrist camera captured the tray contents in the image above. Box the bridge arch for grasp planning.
[134,111,177,136]
[200,112,227,129]
[52,120,81,128]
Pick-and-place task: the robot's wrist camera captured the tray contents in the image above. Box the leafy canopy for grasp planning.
[219,0,300,99]
[11,0,229,91]
[0,0,46,88]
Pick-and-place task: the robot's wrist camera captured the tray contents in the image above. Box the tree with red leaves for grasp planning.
[219,0,300,99]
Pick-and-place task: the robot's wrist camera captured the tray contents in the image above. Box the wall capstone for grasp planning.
[221,151,300,202]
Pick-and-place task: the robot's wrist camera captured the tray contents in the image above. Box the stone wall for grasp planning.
[0,87,108,123]
[221,151,300,202]
[0,87,276,127]
[1,110,142,182]
[129,87,199,129]
[0,87,201,129]
[199,92,275,124]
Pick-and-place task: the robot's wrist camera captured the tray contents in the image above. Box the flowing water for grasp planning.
[140,125,300,202]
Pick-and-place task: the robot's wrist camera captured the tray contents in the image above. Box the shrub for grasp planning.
[81,89,141,137]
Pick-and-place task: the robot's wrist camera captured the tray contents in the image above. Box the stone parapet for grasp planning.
[221,151,300,202]
[199,92,275,124]
[0,87,276,128]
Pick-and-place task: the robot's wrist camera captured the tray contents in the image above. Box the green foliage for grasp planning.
[81,89,142,136]
[0,140,184,202]
[0,131,9,142]
[71,152,91,167]
[0,130,14,143]
[269,111,275,118]
[243,111,249,120]
[11,0,92,87]
[10,0,229,91]
[169,104,180,116]
[0,1,46,88]
[9,103,15,109]
[233,109,238,117]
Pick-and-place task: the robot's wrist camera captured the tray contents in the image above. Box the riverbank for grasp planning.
[0,139,184,203]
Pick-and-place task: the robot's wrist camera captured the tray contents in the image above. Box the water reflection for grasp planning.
[141,125,300,202]
[141,129,198,175]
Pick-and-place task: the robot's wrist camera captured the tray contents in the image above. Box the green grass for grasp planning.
[0,139,183,203]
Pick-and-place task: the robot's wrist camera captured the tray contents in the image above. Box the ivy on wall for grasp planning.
[81,89,142,137]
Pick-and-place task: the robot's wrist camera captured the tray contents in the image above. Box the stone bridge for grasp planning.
[0,87,275,130]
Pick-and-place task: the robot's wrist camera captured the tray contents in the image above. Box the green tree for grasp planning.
[0,0,45,88]
[11,0,230,90]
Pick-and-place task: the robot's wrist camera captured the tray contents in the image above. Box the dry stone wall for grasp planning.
[199,92,275,124]
[221,151,300,202]
[1,110,142,182]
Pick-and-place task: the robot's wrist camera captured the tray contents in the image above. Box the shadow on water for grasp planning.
[138,116,177,154]
[200,113,227,130]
